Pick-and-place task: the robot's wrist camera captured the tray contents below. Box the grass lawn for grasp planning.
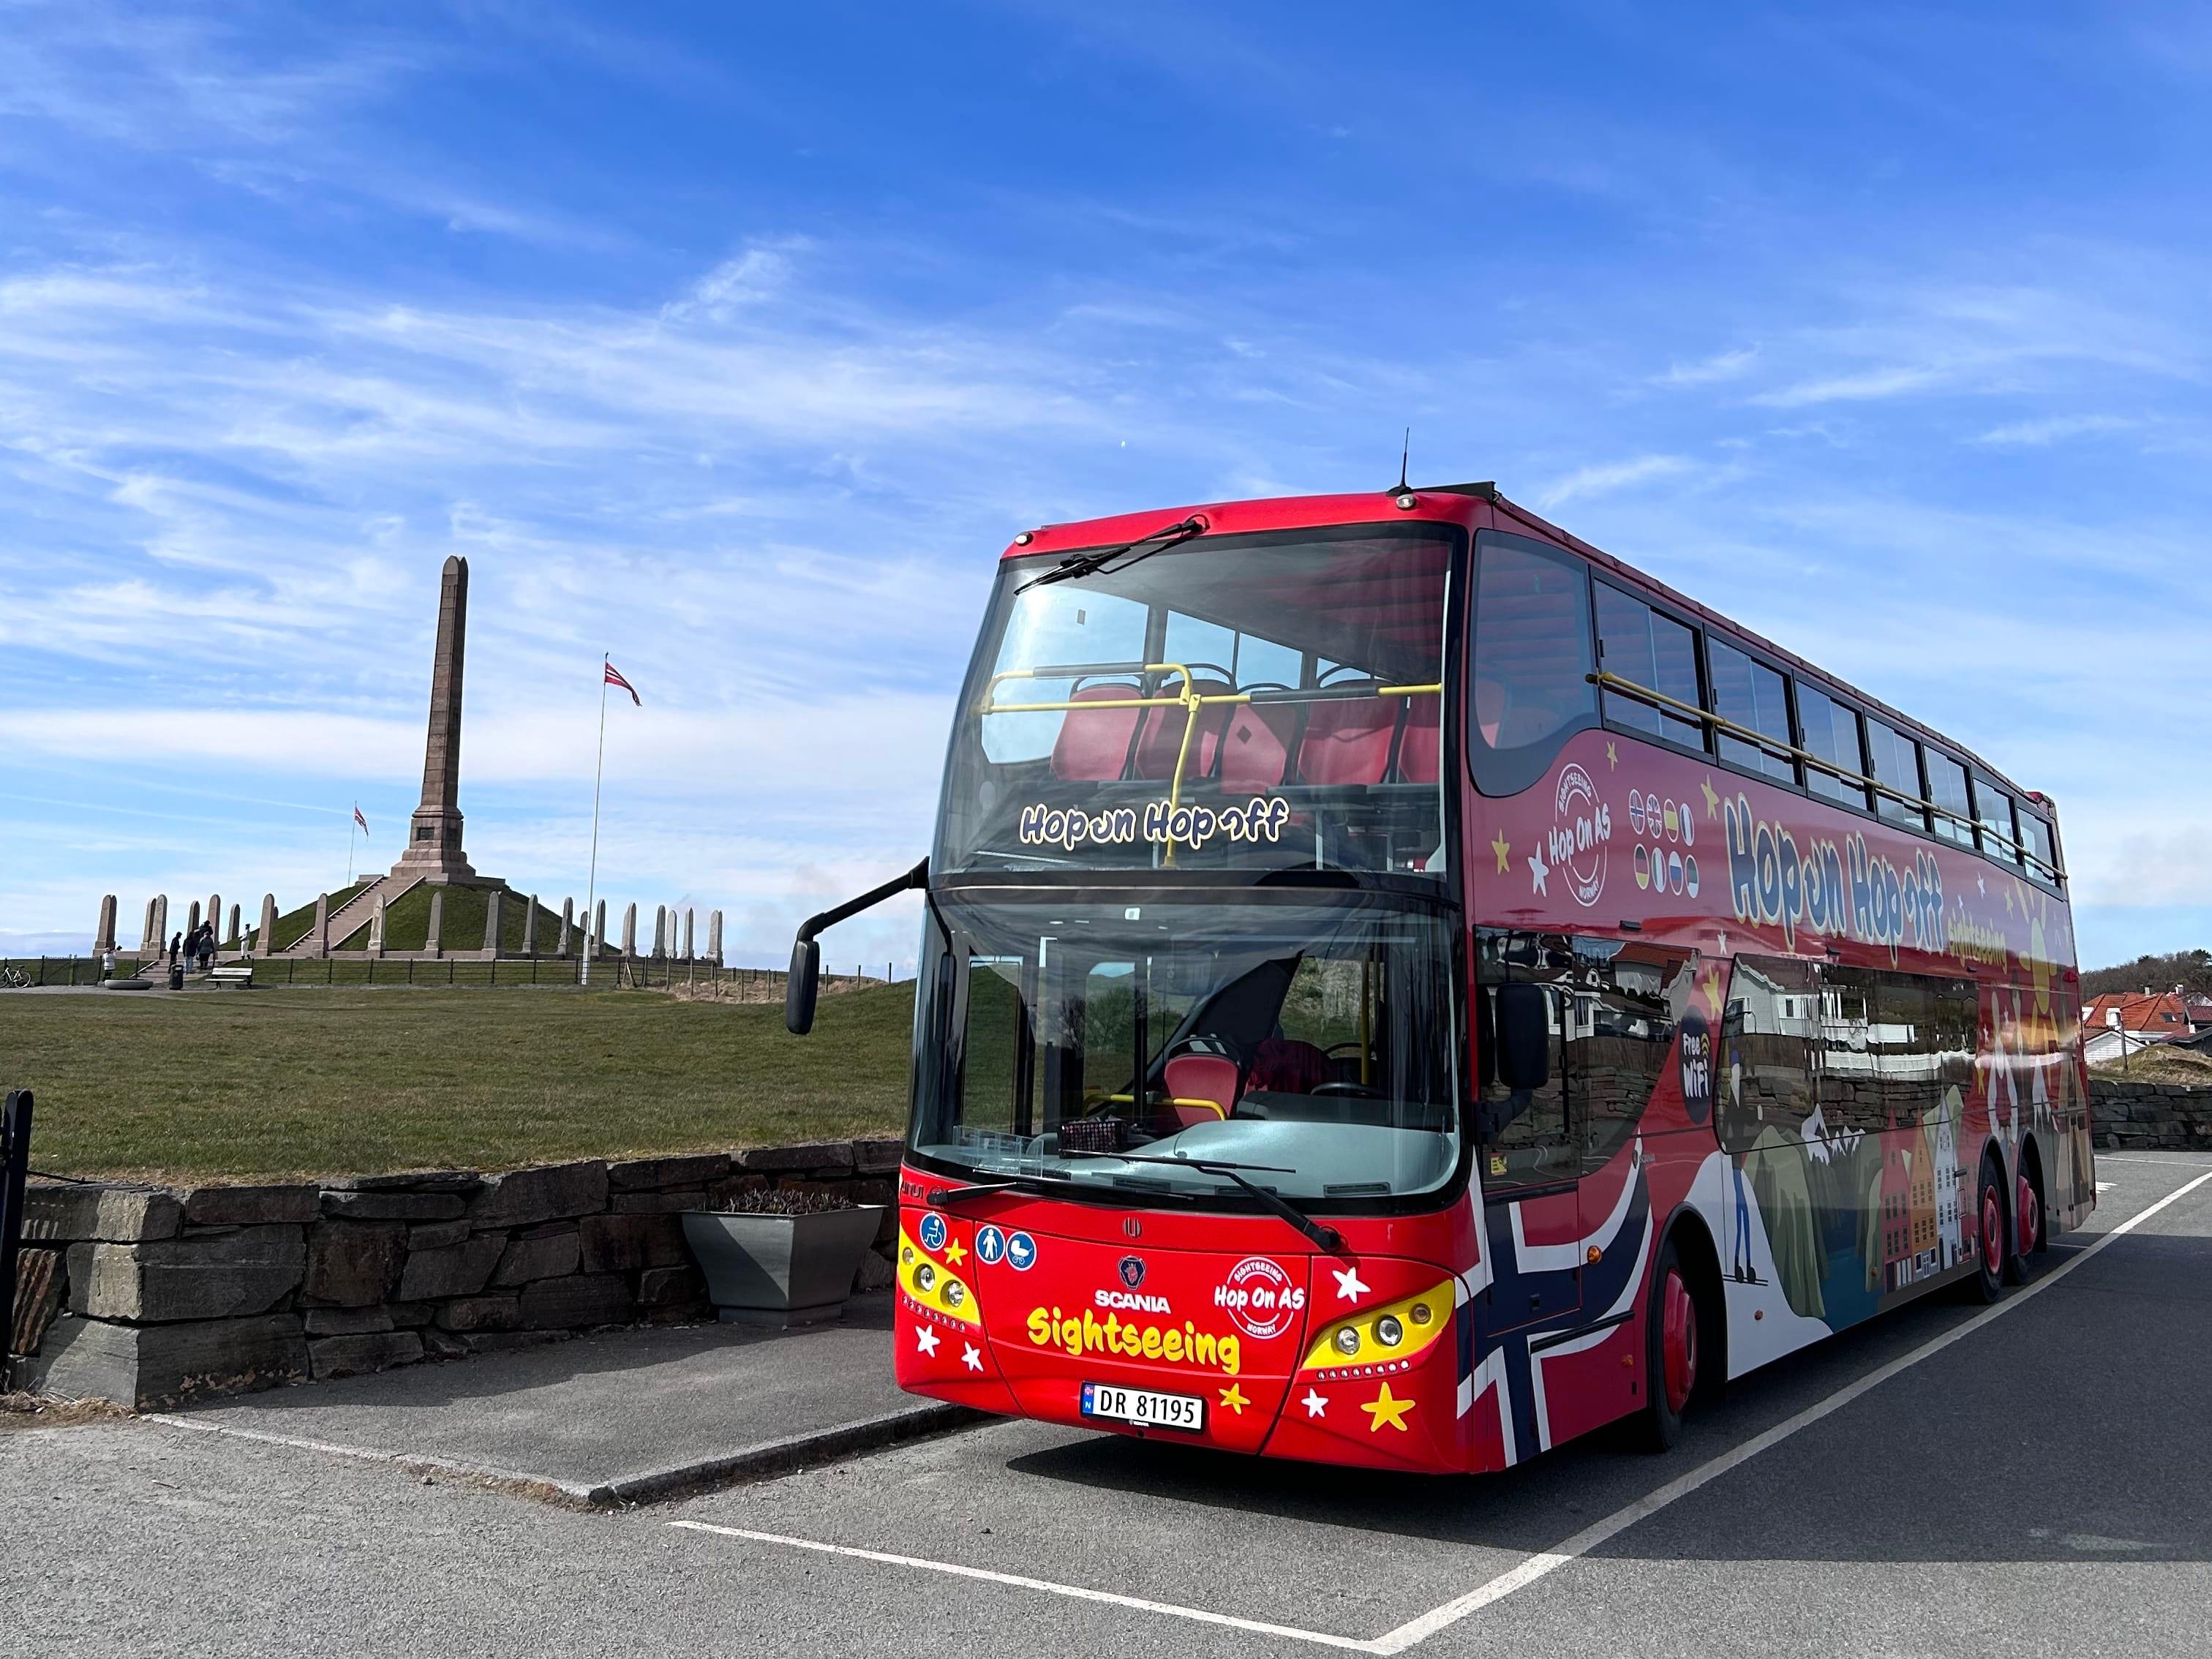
[4,984,914,1184]
[2091,1045,2212,1087]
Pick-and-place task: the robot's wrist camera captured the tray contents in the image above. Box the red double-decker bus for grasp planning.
[787,482,2096,1473]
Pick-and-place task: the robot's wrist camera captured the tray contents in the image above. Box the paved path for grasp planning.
[152,1293,958,1504]
[7,1154,2209,1657]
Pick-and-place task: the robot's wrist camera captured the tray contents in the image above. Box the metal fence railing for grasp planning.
[1,1089,32,1388]
[0,956,905,996]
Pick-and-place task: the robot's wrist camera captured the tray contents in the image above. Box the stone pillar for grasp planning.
[153,895,170,952]
[94,894,118,955]
[369,891,387,958]
[227,903,241,947]
[257,893,277,956]
[558,899,573,958]
[426,889,445,957]
[207,894,221,940]
[140,898,157,952]
[707,910,723,965]
[523,894,538,958]
[621,903,637,958]
[312,892,331,958]
[394,556,477,881]
[651,905,666,959]
[187,899,203,938]
[595,900,607,958]
[483,889,503,955]
[682,908,695,962]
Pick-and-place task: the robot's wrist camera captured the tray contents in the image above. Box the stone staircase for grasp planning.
[279,873,424,955]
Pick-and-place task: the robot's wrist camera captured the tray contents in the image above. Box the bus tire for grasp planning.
[1639,1235,1701,1453]
[1969,1153,2007,1304]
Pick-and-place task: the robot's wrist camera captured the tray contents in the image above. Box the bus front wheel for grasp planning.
[1639,1235,1701,1453]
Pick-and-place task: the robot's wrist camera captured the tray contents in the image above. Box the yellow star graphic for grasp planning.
[1606,740,1618,770]
[1218,1383,1250,1415]
[1701,776,1720,820]
[1362,1382,1414,1432]
[1490,831,1511,873]
[1701,966,1724,1012]
[942,1238,967,1266]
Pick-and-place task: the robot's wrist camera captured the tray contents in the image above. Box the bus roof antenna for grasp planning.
[1393,428,1411,494]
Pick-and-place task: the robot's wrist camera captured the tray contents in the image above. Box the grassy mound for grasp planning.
[333,883,569,953]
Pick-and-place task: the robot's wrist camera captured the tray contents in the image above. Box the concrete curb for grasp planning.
[584,1401,982,1508]
[145,1398,982,1511]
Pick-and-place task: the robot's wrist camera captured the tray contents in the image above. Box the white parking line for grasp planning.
[666,1520,1376,1651]
[672,1166,2212,1655]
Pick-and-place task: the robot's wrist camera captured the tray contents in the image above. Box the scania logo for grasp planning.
[1118,1255,1146,1290]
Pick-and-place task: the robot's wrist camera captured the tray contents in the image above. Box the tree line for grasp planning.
[2080,949,2212,999]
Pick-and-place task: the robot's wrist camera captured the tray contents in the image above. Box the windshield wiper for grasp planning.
[1062,1151,1344,1254]
[925,1170,1075,1206]
[1015,515,1207,594]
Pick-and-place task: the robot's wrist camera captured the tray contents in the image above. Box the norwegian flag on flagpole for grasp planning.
[353,805,369,837]
[604,661,641,706]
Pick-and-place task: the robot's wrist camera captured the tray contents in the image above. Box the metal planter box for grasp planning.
[680,1206,884,1328]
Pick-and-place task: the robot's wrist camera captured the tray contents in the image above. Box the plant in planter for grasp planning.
[681,1187,887,1328]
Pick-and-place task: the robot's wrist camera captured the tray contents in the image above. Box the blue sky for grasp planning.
[4,1,2208,971]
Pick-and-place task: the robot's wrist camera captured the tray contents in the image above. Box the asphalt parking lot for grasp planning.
[8,1151,2210,1658]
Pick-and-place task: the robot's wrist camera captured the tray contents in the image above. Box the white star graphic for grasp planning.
[962,1342,983,1372]
[1716,929,1728,955]
[1527,851,1549,897]
[1332,1265,1369,1303]
[914,1325,940,1357]
[1976,874,1986,897]
[1302,1388,1328,1418]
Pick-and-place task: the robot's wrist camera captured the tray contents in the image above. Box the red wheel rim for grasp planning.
[2018,1175,2040,1255]
[1982,1184,2002,1271]
[1660,1268,1696,1415]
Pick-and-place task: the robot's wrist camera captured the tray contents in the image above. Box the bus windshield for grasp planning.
[936,523,1456,879]
[908,890,1462,1205]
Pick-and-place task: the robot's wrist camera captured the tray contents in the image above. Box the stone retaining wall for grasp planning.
[2091,1079,2212,1151]
[7,1140,900,1409]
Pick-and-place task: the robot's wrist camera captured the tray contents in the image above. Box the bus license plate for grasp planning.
[1081,1382,1205,1432]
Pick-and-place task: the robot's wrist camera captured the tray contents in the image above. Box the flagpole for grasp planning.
[347,806,358,887]
[582,655,610,988]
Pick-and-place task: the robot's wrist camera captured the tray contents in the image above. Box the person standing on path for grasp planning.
[168,930,182,968]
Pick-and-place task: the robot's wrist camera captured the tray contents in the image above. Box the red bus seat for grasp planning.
[1246,1037,1331,1094]
[1298,689,1399,785]
[1396,693,1441,783]
[1050,683,1143,781]
[1220,699,1298,794]
[1162,1053,1237,1124]
[1134,679,1233,780]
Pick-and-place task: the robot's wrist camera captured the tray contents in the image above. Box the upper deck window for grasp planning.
[2020,811,2060,887]
[1594,583,1702,753]
[1862,715,1927,832]
[1467,533,1598,796]
[1795,683,1868,811]
[940,523,1456,879]
[1926,750,1975,848]
[1707,639,1794,783]
[1975,778,2021,866]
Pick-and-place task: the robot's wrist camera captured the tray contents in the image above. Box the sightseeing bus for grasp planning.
[786,482,2096,1475]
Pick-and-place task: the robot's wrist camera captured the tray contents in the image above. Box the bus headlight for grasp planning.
[1375,1314,1404,1347]
[944,1280,966,1309]
[916,1263,936,1293]
[1334,1326,1361,1355]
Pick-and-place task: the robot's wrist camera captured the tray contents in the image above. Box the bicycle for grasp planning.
[0,963,31,989]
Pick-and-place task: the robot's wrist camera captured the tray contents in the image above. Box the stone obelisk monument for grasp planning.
[394,555,484,884]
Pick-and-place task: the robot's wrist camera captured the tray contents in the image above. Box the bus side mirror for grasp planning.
[1494,981,1551,1092]
[786,938,821,1035]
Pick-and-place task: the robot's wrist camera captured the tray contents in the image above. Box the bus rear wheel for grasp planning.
[1640,1237,1701,1452]
[1970,1154,2008,1304]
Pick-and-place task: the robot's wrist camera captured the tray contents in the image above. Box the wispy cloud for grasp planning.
[1537,454,1693,508]
[1974,413,2138,446]
[1653,345,1758,388]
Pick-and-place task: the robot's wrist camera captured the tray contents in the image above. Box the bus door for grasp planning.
[1474,930,1581,1333]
